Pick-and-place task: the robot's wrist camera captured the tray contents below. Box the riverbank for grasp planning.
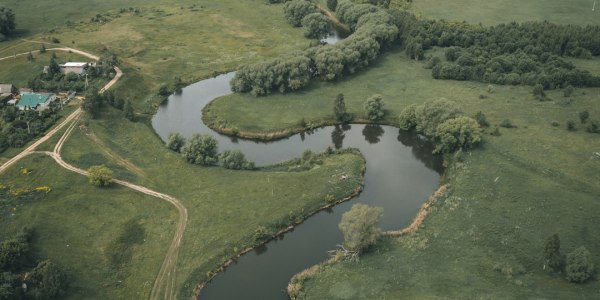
[201,49,600,299]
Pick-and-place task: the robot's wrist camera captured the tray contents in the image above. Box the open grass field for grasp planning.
[410,0,600,25]
[0,154,177,299]
[56,107,365,298]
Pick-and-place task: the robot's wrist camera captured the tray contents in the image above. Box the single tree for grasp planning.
[434,116,482,154]
[566,120,576,131]
[339,203,384,254]
[40,44,47,53]
[475,111,489,127]
[301,13,331,39]
[180,134,219,166]
[167,132,186,152]
[327,0,338,11]
[542,234,563,272]
[333,93,349,122]
[566,246,594,283]
[564,85,574,97]
[48,57,61,75]
[27,51,34,62]
[0,7,16,36]
[363,94,385,121]
[283,0,317,27]
[123,99,135,121]
[87,165,113,187]
[398,104,418,130]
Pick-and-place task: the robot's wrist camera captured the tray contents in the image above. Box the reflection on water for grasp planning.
[152,74,443,299]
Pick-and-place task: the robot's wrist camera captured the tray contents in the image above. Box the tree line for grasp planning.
[230,0,399,96]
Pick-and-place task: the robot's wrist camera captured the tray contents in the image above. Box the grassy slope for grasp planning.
[411,0,599,25]
[204,9,600,300]
[0,154,177,300]
[59,108,365,299]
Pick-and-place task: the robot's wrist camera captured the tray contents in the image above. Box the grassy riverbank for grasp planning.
[204,35,600,300]
[58,107,366,298]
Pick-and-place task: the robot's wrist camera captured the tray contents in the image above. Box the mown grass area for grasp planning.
[58,108,366,298]
[204,49,600,299]
[410,0,600,25]
[0,154,177,300]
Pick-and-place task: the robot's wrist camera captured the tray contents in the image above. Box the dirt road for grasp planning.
[1,47,184,299]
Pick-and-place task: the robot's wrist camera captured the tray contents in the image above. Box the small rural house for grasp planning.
[16,92,57,111]
[0,84,17,100]
[60,62,91,74]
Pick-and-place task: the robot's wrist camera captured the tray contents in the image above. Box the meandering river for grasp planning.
[151,31,443,300]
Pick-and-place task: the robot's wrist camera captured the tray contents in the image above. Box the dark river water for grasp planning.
[151,31,443,300]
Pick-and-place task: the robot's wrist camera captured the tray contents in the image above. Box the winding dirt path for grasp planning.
[1,47,184,299]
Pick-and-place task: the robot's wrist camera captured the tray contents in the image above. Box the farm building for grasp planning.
[16,92,57,111]
[60,62,90,74]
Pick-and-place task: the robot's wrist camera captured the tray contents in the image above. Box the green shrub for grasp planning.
[475,111,489,127]
[220,149,255,170]
[566,120,576,131]
[180,134,219,166]
[566,246,595,283]
[579,110,590,123]
[339,204,384,253]
[499,119,514,128]
[414,99,461,136]
[398,104,418,130]
[166,132,186,152]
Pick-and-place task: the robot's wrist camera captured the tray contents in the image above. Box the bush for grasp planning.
[533,84,546,99]
[363,94,385,121]
[339,203,384,253]
[87,165,113,187]
[166,132,186,152]
[220,149,255,170]
[434,116,482,154]
[566,246,595,283]
[579,110,590,123]
[586,120,599,133]
[499,119,514,128]
[475,111,489,127]
[181,134,219,165]
[566,120,576,131]
[564,85,574,97]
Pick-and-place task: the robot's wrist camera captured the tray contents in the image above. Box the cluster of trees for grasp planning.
[230,0,399,96]
[82,87,133,120]
[28,54,117,93]
[398,99,482,154]
[166,133,255,170]
[363,94,385,120]
[0,7,15,41]
[0,103,61,153]
[0,228,68,299]
[542,234,595,283]
[398,13,600,89]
